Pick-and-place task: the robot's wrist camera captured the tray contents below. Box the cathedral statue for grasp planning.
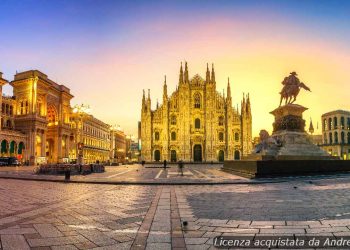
[279,72,311,106]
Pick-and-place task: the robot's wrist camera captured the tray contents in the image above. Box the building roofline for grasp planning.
[322,110,350,117]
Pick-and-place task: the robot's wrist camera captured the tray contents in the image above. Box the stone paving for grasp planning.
[1,175,350,249]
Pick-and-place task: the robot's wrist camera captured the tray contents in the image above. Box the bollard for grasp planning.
[64,168,71,181]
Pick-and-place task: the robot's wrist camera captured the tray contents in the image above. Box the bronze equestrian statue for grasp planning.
[279,72,311,106]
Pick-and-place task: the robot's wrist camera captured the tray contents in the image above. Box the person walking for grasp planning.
[178,160,184,176]
[163,159,167,170]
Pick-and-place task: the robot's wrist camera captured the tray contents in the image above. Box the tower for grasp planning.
[141,89,152,161]
[241,93,252,156]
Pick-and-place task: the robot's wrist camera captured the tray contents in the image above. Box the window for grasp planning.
[334,117,338,129]
[334,132,338,144]
[170,115,176,125]
[218,116,224,126]
[323,119,327,130]
[348,132,350,144]
[171,132,176,141]
[324,133,327,144]
[234,132,239,142]
[219,132,224,141]
[194,93,201,109]
[341,132,345,144]
[328,118,332,130]
[329,133,333,144]
[195,118,200,129]
[341,117,345,129]
[155,131,160,141]
[348,118,350,130]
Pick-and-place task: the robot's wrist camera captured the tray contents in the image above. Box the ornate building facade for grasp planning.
[141,62,252,162]
[70,108,111,164]
[320,110,350,159]
[0,70,121,165]
[0,73,27,160]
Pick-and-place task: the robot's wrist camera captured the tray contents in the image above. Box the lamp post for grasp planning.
[72,104,90,165]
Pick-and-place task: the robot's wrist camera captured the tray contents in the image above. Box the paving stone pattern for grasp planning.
[1,177,350,249]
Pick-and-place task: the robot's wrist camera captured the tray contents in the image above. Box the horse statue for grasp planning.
[279,72,311,106]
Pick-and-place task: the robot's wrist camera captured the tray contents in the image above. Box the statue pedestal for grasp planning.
[269,104,330,159]
[223,104,342,178]
[270,104,307,132]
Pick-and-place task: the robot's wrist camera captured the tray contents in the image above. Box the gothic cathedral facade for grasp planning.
[141,62,252,162]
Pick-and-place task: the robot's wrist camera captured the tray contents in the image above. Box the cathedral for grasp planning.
[140,62,252,162]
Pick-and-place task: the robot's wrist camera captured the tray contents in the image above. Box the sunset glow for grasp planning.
[1,0,349,136]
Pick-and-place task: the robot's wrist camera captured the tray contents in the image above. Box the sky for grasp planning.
[0,0,350,137]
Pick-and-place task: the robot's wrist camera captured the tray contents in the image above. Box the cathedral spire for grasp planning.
[163,75,168,101]
[179,62,184,84]
[246,93,251,116]
[227,77,231,100]
[184,61,189,83]
[241,93,246,115]
[211,63,216,83]
[308,118,314,134]
[206,63,210,83]
[142,89,146,110]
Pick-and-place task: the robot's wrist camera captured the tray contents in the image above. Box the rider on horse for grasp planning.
[279,72,311,106]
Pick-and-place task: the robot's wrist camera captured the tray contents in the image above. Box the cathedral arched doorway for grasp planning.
[234,150,240,160]
[154,150,160,162]
[218,150,224,162]
[193,145,202,162]
[171,150,177,162]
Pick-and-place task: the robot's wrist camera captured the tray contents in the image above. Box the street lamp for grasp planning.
[73,104,90,164]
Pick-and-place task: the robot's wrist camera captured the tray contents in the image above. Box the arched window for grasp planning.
[341,117,345,129]
[323,119,327,130]
[334,132,338,144]
[155,131,160,141]
[195,118,200,129]
[234,133,239,142]
[348,132,350,144]
[329,132,333,144]
[218,116,224,126]
[170,115,176,125]
[341,131,345,144]
[219,132,224,141]
[334,117,338,129]
[9,106,13,115]
[194,93,201,109]
[324,133,327,144]
[171,132,176,141]
[328,118,332,130]
[347,118,350,130]
[5,104,9,115]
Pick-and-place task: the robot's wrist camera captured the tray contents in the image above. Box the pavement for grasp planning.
[1,165,350,249]
[0,164,264,185]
